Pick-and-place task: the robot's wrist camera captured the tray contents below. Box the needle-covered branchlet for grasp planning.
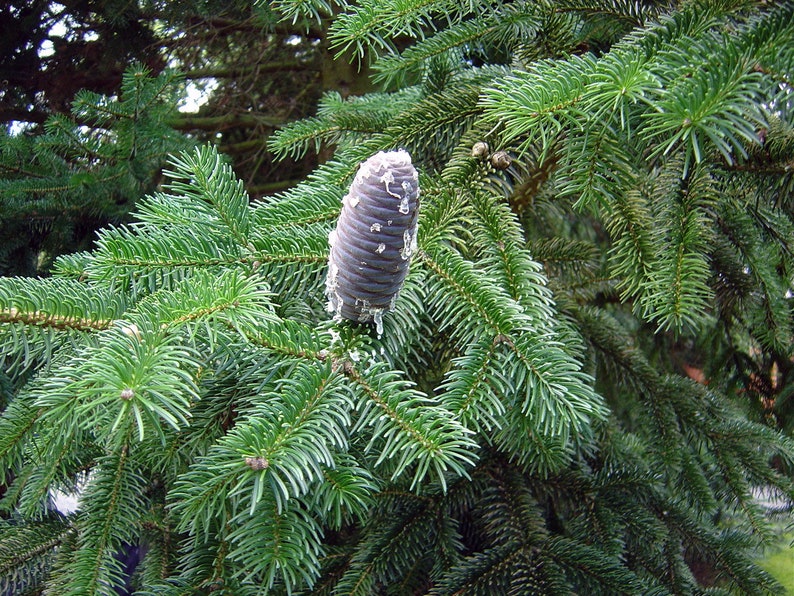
[325,150,420,335]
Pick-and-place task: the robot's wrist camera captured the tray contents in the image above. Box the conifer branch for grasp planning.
[0,518,72,593]
[345,361,477,489]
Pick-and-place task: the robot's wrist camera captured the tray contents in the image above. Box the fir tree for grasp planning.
[0,64,190,275]
[2,0,794,594]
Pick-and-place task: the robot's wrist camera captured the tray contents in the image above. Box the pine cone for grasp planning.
[326,150,420,333]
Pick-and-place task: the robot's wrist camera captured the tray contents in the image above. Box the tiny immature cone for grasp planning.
[490,150,512,170]
[326,150,420,333]
[471,141,489,158]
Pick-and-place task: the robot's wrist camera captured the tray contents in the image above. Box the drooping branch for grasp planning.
[183,61,319,80]
[167,113,286,131]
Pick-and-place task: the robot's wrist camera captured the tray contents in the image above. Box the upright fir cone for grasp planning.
[326,150,420,335]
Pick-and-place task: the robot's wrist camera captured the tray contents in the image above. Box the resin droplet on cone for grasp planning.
[326,150,420,332]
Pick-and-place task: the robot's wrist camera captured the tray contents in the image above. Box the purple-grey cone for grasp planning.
[326,150,420,334]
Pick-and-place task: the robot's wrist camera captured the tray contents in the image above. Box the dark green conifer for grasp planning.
[2,1,793,594]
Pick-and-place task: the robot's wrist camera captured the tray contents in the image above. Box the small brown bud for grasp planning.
[120,388,135,400]
[490,151,512,170]
[471,141,490,158]
[245,456,269,470]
